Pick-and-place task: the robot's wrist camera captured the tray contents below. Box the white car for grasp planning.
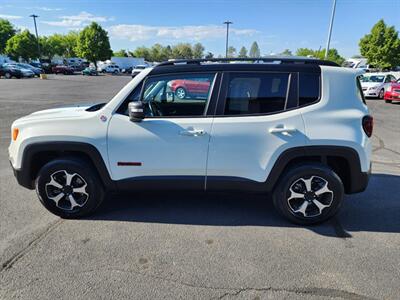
[98,64,120,74]
[131,65,147,78]
[360,73,397,98]
[9,57,372,225]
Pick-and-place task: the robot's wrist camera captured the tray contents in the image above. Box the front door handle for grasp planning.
[180,129,206,136]
[269,125,297,134]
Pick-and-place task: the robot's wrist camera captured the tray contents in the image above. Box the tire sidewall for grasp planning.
[36,158,104,218]
[273,164,344,225]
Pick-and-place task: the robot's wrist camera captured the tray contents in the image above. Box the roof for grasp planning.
[148,57,339,76]
[157,57,339,67]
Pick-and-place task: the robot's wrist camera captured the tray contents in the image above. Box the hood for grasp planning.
[14,103,97,124]
[361,82,382,88]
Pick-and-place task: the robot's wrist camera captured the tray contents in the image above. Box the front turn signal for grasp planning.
[12,128,19,141]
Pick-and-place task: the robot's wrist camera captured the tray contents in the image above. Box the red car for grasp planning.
[52,65,75,75]
[168,79,211,99]
[384,78,400,103]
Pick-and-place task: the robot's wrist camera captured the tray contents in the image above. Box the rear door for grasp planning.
[206,71,306,190]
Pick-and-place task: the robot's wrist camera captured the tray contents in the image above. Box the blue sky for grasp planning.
[0,0,399,58]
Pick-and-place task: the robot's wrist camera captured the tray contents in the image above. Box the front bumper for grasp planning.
[384,92,400,101]
[10,160,34,189]
[363,90,379,97]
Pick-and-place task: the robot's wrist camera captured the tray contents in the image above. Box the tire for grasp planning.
[378,89,384,99]
[175,87,187,99]
[272,163,344,225]
[35,158,105,219]
[385,99,392,103]
[4,72,11,79]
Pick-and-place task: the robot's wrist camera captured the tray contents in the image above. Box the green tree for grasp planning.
[41,34,67,58]
[63,31,79,57]
[113,49,128,57]
[5,29,38,61]
[192,43,205,58]
[39,36,53,59]
[205,51,214,59]
[172,43,193,59]
[0,18,16,54]
[295,48,315,57]
[281,49,293,56]
[227,46,236,58]
[160,45,172,61]
[295,47,345,65]
[76,22,112,68]
[130,46,151,61]
[359,19,400,69]
[249,41,260,58]
[238,46,248,58]
[150,43,164,61]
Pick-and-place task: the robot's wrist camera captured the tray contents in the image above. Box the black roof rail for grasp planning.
[155,57,339,67]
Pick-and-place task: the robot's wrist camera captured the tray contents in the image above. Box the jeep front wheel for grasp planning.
[272,163,344,225]
[35,158,105,218]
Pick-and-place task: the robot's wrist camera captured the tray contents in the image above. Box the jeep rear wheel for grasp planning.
[272,163,344,225]
[35,158,105,218]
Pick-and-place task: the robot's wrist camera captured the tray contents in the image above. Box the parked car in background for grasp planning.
[168,78,211,99]
[360,73,397,98]
[98,64,120,74]
[82,67,98,76]
[384,78,400,103]
[131,65,147,78]
[52,65,75,75]
[0,64,35,79]
[15,63,43,77]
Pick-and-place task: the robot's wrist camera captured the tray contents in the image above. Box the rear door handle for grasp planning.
[180,129,206,136]
[269,126,297,134]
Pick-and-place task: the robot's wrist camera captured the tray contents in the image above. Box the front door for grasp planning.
[107,72,217,189]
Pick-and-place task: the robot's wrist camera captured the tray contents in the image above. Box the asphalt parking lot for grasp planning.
[0,75,399,299]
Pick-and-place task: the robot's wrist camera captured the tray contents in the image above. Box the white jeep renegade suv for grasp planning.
[9,57,372,224]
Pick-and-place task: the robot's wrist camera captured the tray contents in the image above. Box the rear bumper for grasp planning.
[349,164,371,194]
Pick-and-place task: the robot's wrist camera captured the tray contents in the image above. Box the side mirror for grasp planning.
[128,101,145,122]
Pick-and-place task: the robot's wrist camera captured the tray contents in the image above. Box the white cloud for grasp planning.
[0,14,22,20]
[34,7,63,11]
[42,11,110,27]
[108,24,258,42]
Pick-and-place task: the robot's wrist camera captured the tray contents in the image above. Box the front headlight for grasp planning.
[369,86,378,90]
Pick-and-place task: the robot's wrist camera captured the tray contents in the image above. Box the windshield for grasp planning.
[135,66,146,69]
[361,75,384,83]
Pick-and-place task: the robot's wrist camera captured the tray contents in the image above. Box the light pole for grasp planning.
[223,21,233,58]
[29,14,41,59]
[325,0,337,59]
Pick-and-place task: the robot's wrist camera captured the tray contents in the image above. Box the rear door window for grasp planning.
[224,72,289,115]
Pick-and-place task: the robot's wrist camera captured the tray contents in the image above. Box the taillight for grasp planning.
[362,115,373,137]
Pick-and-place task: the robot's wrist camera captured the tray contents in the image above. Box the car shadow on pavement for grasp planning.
[88,173,400,237]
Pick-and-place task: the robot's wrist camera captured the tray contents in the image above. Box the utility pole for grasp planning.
[325,0,337,59]
[29,14,41,60]
[223,21,233,58]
